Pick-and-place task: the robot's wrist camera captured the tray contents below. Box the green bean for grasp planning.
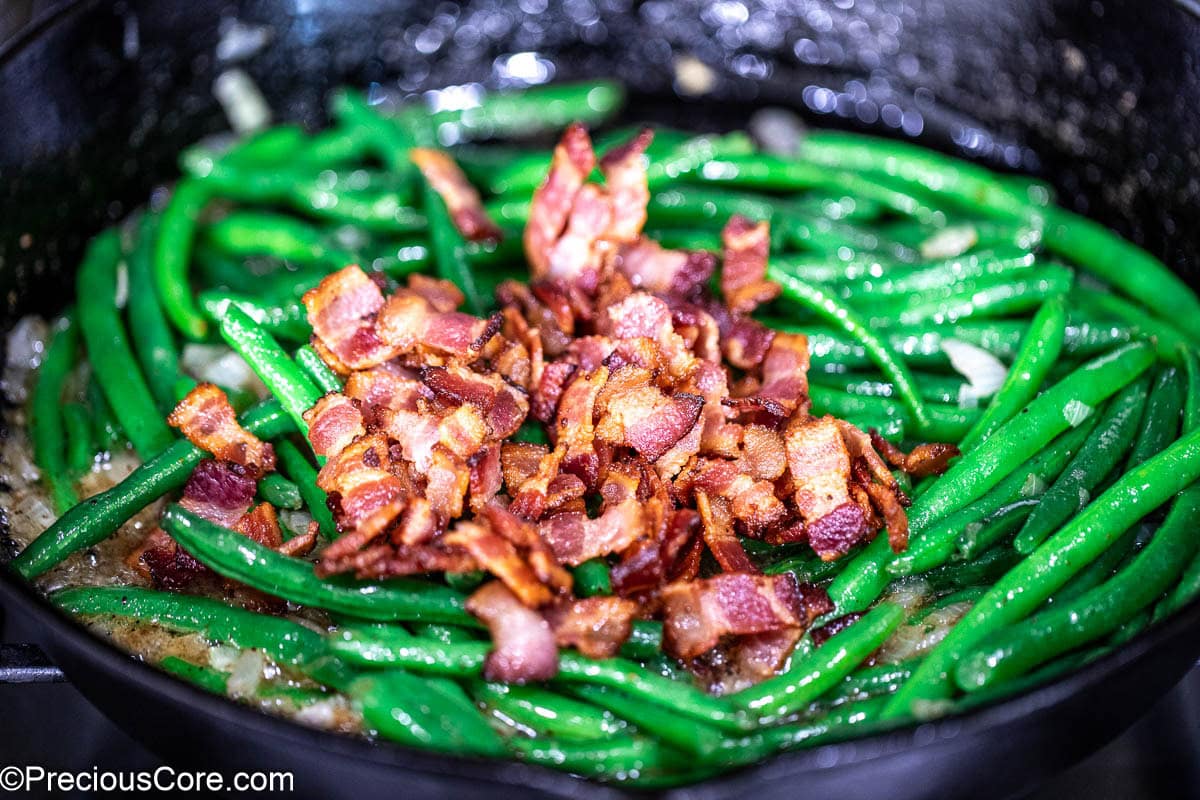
[567,684,726,756]
[683,153,944,223]
[797,130,1036,223]
[53,585,327,665]
[86,376,124,452]
[957,296,1068,452]
[958,486,1200,691]
[257,473,302,510]
[621,621,665,661]
[204,211,354,267]
[273,440,337,541]
[127,214,187,412]
[420,172,487,316]
[883,423,1200,717]
[831,248,1038,301]
[327,625,747,731]
[812,371,970,405]
[213,305,322,439]
[1156,547,1200,621]
[159,656,231,694]
[731,604,905,719]
[956,499,1040,561]
[62,402,94,476]
[350,670,505,756]
[472,681,622,740]
[12,400,292,578]
[808,385,976,443]
[1014,377,1150,553]
[508,734,679,779]
[222,125,308,165]
[327,90,404,159]
[1073,286,1191,364]
[1043,524,1143,608]
[200,291,312,342]
[856,265,1075,328]
[1044,207,1200,343]
[29,311,80,513]
[1125,367,1185,469]
[572,558,612,598]
[891,420,1096,578]
[818,661,915,707]
[763,552,846,584]
[769,269,932,434]
[78,229,175,458]
[154,178,211,339]
[294,345,343,395]
[922,545,1023,594]
[161,505,472,624]
[403,80,625,144]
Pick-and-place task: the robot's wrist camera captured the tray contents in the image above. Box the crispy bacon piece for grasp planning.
[871,432,960,478]
[303,394,365,459]
[526,123,596,279]
[180,459,258,528]
[410,148,502,242]
[480,502,573,596]
[168,384,275,472]
[660,572,823,660]
[443,514,561,607]
[538,495,643,566]
[687,458,788,533]
[317,434,408,552]
[546,183,614,287]
[721,215,779,314]
[696,491,757,573]
[739,332,811,419]
[599,128,653,243]
[468,444,503,514]
[785,415,875,560]
[303,266,394,369]
[546,596,639,659]
[595,371,704,462]
[467,581,559,682]
[377,291,498,362]
[616,239,715,297]
[420,365,528,439]
[600,292,695,378]
[692,629,802,695]
[234,502,284,549]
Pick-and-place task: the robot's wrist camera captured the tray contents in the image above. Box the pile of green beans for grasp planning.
[14,78,1200,785]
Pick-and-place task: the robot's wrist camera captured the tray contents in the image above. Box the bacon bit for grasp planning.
[181,459,258,528]
[693,629,803,695]
[785,415,874,559]
[407,274,465,314]
[279,522,320,558]
[696,491,757,573]
[410,148,502,242]
[234,502,284,549]
[303,393,365,459]
[616,239,715,297]
[444,518,555,607]
[480,502,573,597]
[317,434,408,551]
[468,444,504,514]
[526,123,596,279]
[547,596,639,659]
[599,128,653,243]
[303,266,395,370]
[168,384,275,472]
[721,215,779,314]
[467,581,559,682]
[547,183,615,286]
[744,332,811,418]
[420,365,528,439]
[871,432,960,478]
[661,572,820,661]
[595,374,704,462]
[538,495,643,566]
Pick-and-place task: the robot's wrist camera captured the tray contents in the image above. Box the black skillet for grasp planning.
[2,1,1199,797]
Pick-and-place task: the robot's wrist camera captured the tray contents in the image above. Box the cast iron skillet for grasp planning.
[2,1,1199,797]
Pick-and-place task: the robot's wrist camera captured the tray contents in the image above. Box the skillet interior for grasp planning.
[2,1,1200,797]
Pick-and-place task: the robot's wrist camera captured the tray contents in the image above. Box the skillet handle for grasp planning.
[0,643,65,683]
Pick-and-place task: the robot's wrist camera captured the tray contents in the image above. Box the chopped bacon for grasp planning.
[616,239,715,297]
[599,128,653,243]
[871,432,960,478]
[317,434,408,553]
[721,215,779,314]
[303,394,365,459]
[696,491,757,573]
[546,596,638,659]
[234,502,284,549]
[168,384,275,473]
[468,444,503,513]
[660,572,823,660]
[180,459,258,528]
[410,148,502,242]
[302,266,394,369]
[526,123,596,279]
[546,183,614,287]
[736,332,811,419]
[420,365,528,439]
[467,581,559,682]
[595,373,703,462]
[538,495,643,566]
[785,415,875,560]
